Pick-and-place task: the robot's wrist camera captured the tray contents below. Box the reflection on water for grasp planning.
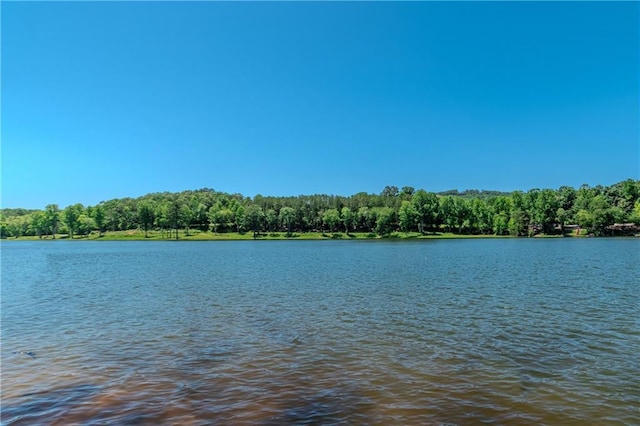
[1,239,639,425]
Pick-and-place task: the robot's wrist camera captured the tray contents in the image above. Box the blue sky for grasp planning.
[2,2,638,209]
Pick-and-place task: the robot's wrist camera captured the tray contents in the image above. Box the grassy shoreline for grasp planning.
[3,229,586,241]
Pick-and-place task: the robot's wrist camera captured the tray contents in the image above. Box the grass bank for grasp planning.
[5,229,536,241]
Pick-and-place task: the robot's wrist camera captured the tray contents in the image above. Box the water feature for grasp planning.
[2,239,638,424]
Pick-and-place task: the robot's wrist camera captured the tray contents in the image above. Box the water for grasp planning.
[1,239,639,425]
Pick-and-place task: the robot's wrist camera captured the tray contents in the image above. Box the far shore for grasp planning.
[2,229,595,242]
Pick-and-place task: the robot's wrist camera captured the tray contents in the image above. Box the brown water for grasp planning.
[1,239,639,425]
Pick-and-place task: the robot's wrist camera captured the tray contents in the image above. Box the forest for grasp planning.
[1,180,639,239]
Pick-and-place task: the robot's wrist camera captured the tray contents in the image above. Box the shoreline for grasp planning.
[1,230,599,242]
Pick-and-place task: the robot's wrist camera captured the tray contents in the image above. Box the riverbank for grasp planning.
[3,229,585,241]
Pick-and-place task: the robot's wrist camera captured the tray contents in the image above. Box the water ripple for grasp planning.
[1,239,639,425]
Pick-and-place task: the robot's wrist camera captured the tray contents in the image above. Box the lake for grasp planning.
[1,239,638,425]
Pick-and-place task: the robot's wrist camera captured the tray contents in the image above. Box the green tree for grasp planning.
[138,202,155,238]
[629,200,640,224]
[400,186,415,198]
[341,207,354,234]
[180,202,194,236]
[452,198,470,233]
[208,204,234,233]
[398,200,418,234]
[207,204,223,233]
[30,211,48,239]
[374,207,395,236]
[493,213,509,235]
[556,207,568,233]
[279,206,296,235]
[45,204,60,239]
[381,185,399,198]
[233,205,245,233]
[322,209,340,233]
[357,206,375,232]
[574,185,595,214]
[533,189,559,234]
[619,179,640,213]
[168,199,182,239]
[468,199,492,234]
[265,209,278,232]
[243,205,265,238]
[381,186,400,208]
[557,185,577,213]
[191,200,209,231]
[63,203,84,239]
[180,195,206,233]
[492,196,512,216]
[4,220,17,238]
[5,217,28,238]
[155,202,170,238]
[508,208,526,236]
[575,209,594,231]
[511,191,531,233]
[491,196,512,235]
[439,196,458,232]
[91,205,106,237]
[412,190,439,233]
[77,214,95,236]
[589,195,615,235]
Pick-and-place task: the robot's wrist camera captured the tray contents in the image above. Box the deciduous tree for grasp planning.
[138,202,155,238]
[63,203,84,239]
[412,190,438,233]
[265,209,278,232]
[91,205,106,237]
[532,189,559,234]
[279,206,296,235]
[341,207,354,234]
[30,211,48,239]
[244,205,264,238]
[374,207,395,236]
[398,200,418,234]
[322,209,340,233]
[45,204,60,239]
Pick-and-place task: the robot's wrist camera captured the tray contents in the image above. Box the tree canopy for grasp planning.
[2,180,639,239]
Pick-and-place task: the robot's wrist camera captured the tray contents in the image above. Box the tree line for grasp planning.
[1,180,639,239]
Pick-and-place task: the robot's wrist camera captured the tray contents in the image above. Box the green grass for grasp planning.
[4,229,531,241]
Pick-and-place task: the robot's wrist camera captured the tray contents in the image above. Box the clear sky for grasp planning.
[2,1,638,209]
